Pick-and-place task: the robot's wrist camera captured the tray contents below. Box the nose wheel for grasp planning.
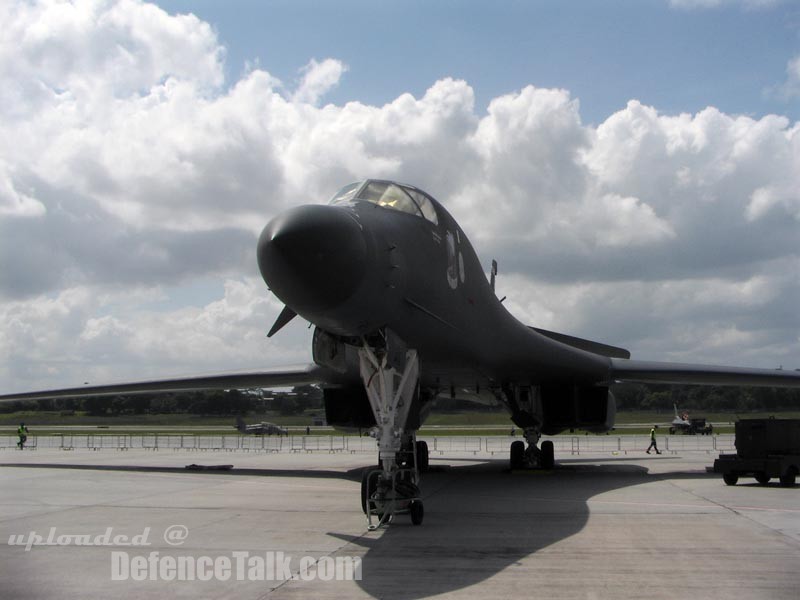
[361,466,424,528]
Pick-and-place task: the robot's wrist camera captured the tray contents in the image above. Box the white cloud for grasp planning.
[747,185,800,221]
[574,193,676,248]
[0,161,45,217]
[0,278,312,390]
[0,0,798,391]
[497,264,797,368]
[292,58,348,106]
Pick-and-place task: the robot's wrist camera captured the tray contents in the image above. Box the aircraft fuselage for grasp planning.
[258,182,611,390]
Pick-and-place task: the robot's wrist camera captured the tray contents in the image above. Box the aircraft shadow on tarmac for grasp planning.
[332,459,704,600]
[1,457,720,599]
[0,462,361,481]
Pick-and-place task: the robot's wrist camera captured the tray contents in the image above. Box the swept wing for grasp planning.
[609,358,800,388]
[0,364,337,402]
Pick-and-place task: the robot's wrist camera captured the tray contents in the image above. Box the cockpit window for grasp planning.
[358,181,420,216]
[401,186,439,225]
[329,181,364,204]
[328,179,439,226]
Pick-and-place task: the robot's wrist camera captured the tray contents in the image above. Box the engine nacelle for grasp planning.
[540,385,616,435]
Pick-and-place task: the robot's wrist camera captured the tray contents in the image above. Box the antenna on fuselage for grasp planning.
[490,260,498,292]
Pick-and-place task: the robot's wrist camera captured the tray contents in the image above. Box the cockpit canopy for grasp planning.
[329,180,439,225]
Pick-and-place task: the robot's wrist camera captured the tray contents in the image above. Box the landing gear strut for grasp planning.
[509,427,554,470]
[359,341,424,528]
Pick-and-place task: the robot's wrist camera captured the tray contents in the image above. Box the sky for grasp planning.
[1,0,799,392]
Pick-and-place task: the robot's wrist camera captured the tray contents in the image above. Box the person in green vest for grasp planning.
[646,425,661,454]
[17,422,29,449]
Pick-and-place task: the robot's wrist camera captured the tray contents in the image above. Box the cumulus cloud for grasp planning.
[292,58,348,105]
[0,278,312,390]
[747,185,800,222]
[0,0,798,391]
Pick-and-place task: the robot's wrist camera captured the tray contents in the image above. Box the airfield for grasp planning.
[1,441,798,599]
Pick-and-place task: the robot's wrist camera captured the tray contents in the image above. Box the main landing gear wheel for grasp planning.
[540,440,554,470]
[510,427,555,470]
[410,500,424,525]
[416,440,429,473]
[754,472,770,485]
[779,468,797,487]
[510,440,525,470]
[723,473,738,486]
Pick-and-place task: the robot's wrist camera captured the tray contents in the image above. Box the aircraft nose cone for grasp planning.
[257,205,367,314]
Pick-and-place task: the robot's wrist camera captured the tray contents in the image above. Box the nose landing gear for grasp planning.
[359,341,425,528]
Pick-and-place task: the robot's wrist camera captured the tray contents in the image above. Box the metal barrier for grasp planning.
[347,436,379,453]
[0,434,736,455]
[484,437,509,454]
[433,437,482,454]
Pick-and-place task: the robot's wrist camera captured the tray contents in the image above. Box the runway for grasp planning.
[1,448,798,599]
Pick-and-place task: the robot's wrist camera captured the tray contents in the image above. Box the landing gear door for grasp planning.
[516,385,543,424]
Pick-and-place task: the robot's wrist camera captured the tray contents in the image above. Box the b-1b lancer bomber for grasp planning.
[3,179,800,526]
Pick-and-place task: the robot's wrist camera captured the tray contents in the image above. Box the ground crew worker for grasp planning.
[17,422,29,449]
[646,425,661,454]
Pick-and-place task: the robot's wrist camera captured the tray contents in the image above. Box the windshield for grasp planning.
[358,181,420,216]
[330,180,438,225]
[401,186,439,225]
[328,181,364,204]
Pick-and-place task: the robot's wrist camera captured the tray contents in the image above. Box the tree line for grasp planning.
[2,383,797,416]
[0,385,324,417]
[611,383,800,413]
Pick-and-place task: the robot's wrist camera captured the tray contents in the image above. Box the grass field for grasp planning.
[2,409,798,436]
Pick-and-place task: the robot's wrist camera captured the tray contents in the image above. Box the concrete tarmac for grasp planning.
[1,447,798,599]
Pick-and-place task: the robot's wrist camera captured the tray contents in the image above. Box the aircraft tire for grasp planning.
[541,440,554,470]
[416,440,429,473]
[510,440,525,470]
[779,468,797,488]
[361,469,379,514]
[754,472,770,485]
[410,500,424,525]
[723,473,738,486]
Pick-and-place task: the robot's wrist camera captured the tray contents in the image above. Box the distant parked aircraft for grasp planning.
[669,404,712,435]
[235,416,288,436]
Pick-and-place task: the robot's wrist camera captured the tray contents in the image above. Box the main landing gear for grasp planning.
[359,342,426,529]
[500,385,555,471]
[509,427,554,470]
